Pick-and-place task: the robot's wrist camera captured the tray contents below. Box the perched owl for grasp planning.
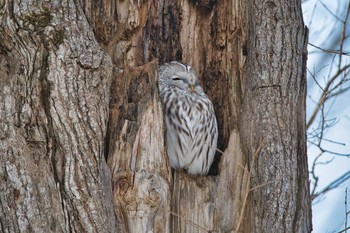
[158,61,218,175]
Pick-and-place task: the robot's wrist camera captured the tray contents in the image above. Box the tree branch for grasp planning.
[337,226,350,233]
[308,43,350,56]
[306,64,350,129]
[312,171,350,201]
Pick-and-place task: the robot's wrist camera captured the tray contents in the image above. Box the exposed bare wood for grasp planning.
[171,131,249,233]
[107,60,172,232]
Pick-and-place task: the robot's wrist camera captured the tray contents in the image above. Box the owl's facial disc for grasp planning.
[172,71,199,92]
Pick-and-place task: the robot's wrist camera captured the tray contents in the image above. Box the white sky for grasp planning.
[303,0,350,232]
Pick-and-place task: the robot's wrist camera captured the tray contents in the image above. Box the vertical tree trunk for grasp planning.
[0,1,116,232]
[1,0,312,232]
[241,0,312,232]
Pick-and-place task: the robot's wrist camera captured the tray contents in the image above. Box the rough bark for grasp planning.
[241,0,312,232]
[0,1,116,232]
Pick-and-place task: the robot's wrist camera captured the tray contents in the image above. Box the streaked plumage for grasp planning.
[158,61,218,175]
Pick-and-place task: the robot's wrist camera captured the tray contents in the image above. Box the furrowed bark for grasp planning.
[241,0,312,232]
[0,1,116,232]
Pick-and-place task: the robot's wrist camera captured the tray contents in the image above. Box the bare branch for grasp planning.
[308,140,350,157]
[337,226,350,233]
[312,171,350,201]
[320,1,344,22]
[306,64,350,129]
[345,188,348,233]
[338,0,350,69]
[307,65,329,91]
[309,153,323,198]
[319,137,346,146]
[308,43,350,56]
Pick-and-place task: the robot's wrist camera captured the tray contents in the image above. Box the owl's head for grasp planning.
[159,61,204,94]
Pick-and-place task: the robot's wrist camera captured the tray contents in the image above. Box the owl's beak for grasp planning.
[189,84,195,93]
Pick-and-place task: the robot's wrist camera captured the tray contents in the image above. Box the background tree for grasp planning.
[0,0,312,232]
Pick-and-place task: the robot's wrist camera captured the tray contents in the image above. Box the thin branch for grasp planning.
[309,43,350,56]
[307,65,329,91]
[327,72,350,96]
[329,84,350,99]
[308,140,350,157]
[318,104,325,146]
[312,171,350,201]
[306,64,350,129]
[309,153,325,198]
[319,0,344,22]
[345,188,348,233]
[338,0,350,69]
[319,137,346,146]
[338,226,350,233]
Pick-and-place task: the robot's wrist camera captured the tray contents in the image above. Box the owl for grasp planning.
[158,61,218,175]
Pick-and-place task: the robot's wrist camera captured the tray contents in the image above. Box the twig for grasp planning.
[306,64,350,129]
[215,147,225,155]
[338,226,350,233]
[320,0,344,22]
[309,43,350,56]
[307,65,329,91]
[338,0,350,69]
[312,171,350,201]
[345,188,348,233]
[310,153,324,198]
[308,140,350,157]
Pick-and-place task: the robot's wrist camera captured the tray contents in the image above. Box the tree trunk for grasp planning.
[0,0,312,232]
[241,1,312,232]
[0,1,116,232]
